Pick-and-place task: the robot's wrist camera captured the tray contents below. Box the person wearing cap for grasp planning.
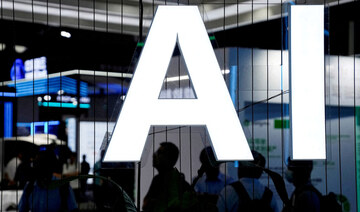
[283,159,320,212]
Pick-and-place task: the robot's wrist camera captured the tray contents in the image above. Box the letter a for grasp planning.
[104,6,253,162]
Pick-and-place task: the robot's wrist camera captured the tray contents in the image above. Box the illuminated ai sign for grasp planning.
[104,5,326,162]
[104,6,253,162]
[289,5,325,160]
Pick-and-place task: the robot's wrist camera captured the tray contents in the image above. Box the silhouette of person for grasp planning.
[14,153,35,189]
[142,142,193,212]
[80,154,90,200]
[57,121,68,143]
[283,159,320,212]
[193,147,235,195]
[94,150,105,211]
[18,148,78,212]
[191,146,234,212]
[217,150,279,212]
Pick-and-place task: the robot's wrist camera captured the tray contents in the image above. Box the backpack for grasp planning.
[295,185,342,212]
[230,181,274,212]
[143,168,197,212]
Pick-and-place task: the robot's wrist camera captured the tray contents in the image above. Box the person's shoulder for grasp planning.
[298,189,321,198]
[218,172,236,184]
[22,181,35,196]
[176,170,191,188]
[239,177,259,186]
[6,157,18,166]
[197,173,208,184]
[171,168,187,180]
[296,185,321,203]
[219,182,238,197]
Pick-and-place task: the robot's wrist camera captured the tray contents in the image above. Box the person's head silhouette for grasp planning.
[153,142,179,173]
[286,158,313,187]
[199,146,221,180]
[34,148,59,185]
[237,150,265,179]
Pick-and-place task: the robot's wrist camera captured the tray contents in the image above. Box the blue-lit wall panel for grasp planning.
[4,102,13,138]
[80,81,88,97]
[8,76,88,97]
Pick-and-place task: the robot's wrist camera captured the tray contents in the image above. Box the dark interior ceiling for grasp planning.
[214,1,360,55]
[0,1,359,82]
[0,20,138,81]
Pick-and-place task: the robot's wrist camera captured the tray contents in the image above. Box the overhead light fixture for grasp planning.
[43,95,51,101]
[57,90,65,95]
[0,43,6,51]
[14,45,27,53]
[61,31,71,38]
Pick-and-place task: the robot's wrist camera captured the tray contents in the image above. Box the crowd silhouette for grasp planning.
[0,141,342,212]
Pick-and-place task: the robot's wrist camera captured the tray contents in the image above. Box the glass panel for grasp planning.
[0,1,359,212]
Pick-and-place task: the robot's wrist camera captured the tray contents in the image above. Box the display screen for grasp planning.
[24,56,47,79]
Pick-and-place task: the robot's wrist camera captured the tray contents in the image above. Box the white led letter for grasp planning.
[104,6,253,162]
[290,5,326,159]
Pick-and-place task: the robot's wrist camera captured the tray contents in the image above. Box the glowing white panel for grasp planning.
[290,5,326,159]
[104,6,253,162]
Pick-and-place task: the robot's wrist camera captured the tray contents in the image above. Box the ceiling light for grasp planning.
[222,69,230,74]
[61,31,71,38]
[43,95,51,101]
[165,69,230,82]
[14,45,27,53]
[57,90,65,95]
[0,43,6,51]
